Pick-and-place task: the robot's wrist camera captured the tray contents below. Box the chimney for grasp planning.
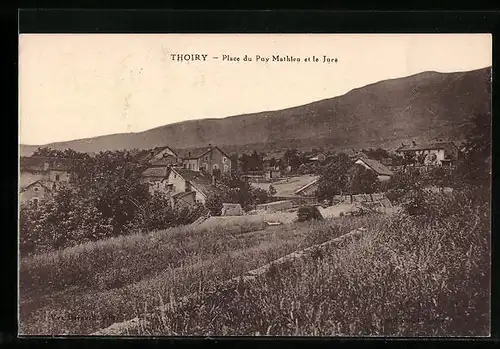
[188,151,192,157]
[412,140,417,146]
[208,143,213,149]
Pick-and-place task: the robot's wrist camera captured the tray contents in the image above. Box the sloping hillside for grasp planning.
[20,67,491,156]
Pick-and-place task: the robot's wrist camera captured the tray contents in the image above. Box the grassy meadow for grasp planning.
[129,198,490,336]
[19,214,375,335]
[19,189,490,337]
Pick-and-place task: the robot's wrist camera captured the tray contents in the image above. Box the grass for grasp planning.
[21,190,489,336]
[19,214,374,335]
[125,194,490,336]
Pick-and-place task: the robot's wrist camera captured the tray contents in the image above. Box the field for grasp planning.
[250,175,319,197]
[19,213,376,335]
[19,189,490,336]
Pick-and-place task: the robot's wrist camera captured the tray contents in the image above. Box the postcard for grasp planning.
[18,33,491,336]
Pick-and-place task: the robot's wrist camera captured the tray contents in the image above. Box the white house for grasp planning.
[396,141,460,166]
[165,168,220,205]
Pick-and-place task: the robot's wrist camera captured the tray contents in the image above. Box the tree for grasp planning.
[67,150,151,233]
[362,148,390,161]
[347,164,378,194]
[284,148,303,172]
[403,151,416,168]
[268,185,277,197]
[316,153,352,201]
[32,147,66,158]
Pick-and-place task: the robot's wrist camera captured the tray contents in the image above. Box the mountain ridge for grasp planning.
[20,66,491,156]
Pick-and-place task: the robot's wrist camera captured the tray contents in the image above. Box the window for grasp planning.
[33,187,39,192]
[205,156,208,161]
[55,174,60,181]
[33,198,38,207]
[222,157,227,163]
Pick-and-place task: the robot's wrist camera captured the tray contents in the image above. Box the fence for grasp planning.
[332,193,389,204]
[256,200,293,213]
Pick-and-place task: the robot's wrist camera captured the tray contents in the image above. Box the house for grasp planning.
[165,168,221,205]
[265,169,282,180]
[134,146,181,166]
[396,141,460,166]
[177,144,232,177]
[19,156,72,204]
[140,166,171,195]
[19,180,54,206]
[354,158,394,181]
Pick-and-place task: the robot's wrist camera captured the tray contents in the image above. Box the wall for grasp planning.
[142,177,170,195]
[167,171,187,194]
[190,185,207,204]
[48,170,70,183]
[297,182,318,196]
[256,200,293,212]
[20,182,52,204]
[197,148,231,175]
[415,149,445,163]
[20,172,46,188]
[184,159,199,172]
[377,174,391,182]
[168,170,207,204]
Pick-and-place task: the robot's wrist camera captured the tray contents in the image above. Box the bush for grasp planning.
[20,190,205,256]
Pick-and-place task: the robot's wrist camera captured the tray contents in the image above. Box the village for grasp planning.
[19,140,462,220]
[17,32,491,337]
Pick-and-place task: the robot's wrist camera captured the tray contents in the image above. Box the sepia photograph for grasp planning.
[18,33,491,337]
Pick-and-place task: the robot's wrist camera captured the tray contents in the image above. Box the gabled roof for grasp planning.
[170,168,221,198]
[355,158,394,176]
[141,167,170,178]
[175,146,231,160]
[20,180,53,193]
[396,142,457,152]
[150,155,177,167]
[134,146,178,164]
[171,191,196,200]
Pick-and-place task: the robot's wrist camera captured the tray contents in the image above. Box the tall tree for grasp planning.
[316,153,352,201]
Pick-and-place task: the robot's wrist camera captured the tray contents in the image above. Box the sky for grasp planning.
[19,34,492,145]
